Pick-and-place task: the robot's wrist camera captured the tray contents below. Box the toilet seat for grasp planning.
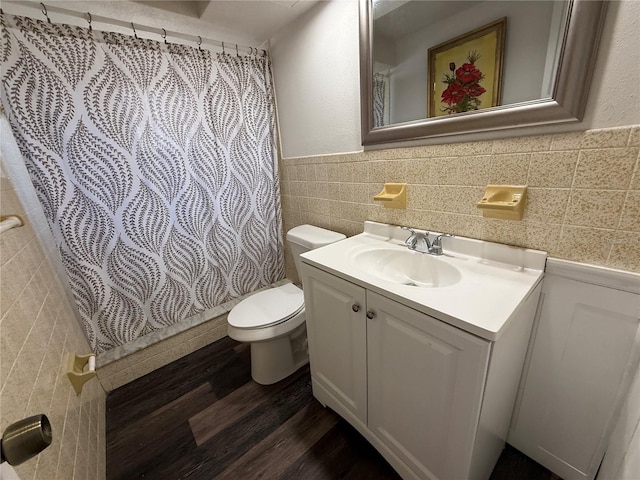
[228,283,304,329]
[225,224,344,385]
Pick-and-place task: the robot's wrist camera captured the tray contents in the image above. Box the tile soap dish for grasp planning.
[477,185,527,220]
[374,183,407,209]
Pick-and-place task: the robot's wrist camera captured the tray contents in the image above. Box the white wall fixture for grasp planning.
[508,259,640,480]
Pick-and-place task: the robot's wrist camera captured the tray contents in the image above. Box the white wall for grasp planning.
[271,0,640,158]
[585,1,640,130]
[269,0,362,159]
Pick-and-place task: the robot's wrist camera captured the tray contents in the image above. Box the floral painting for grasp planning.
[441,51,486,114]
[428,18,506,118]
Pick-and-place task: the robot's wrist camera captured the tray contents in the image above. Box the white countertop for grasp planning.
[301,221,546,341]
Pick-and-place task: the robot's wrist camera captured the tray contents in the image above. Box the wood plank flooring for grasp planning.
[106,336,561,480]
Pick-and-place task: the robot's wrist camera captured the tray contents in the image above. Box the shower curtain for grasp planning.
[373,72,388,128]
[0,14,284,353]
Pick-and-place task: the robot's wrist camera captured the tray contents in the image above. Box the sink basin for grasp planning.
[301,221,547,340]
[350,247,462,288]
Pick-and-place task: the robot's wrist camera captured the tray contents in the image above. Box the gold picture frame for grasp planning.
[428,18,506,118]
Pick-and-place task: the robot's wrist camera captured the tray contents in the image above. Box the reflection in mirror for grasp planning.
[360,0,608,145]
[426,17,507,119]
[372,1,569,126]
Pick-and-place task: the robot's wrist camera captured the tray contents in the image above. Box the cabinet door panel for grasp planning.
[508,274,640,480]
[367,291,490,480]
[301,265,367,423]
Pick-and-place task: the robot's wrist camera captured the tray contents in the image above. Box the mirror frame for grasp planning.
[360,0,608,146]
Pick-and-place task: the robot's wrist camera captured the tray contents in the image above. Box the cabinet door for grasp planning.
[301,264,368,424]
[367,291,491,480]
[508,273,640,480]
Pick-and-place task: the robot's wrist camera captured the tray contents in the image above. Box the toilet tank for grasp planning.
[286,225,346,281]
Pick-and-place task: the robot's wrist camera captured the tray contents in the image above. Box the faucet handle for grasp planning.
[401,226,431,237]
[433,233,454,245]
[430,233,455,255]
[401,226,416,247]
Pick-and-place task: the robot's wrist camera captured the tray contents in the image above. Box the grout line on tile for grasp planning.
[524,155,533,186]
[558,149,582,229]
[1,276,56,396]
[53,377,73,479]
[604,237,616,266]
[25,304,60,412]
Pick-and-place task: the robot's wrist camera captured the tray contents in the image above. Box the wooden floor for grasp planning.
[106,336,561,480]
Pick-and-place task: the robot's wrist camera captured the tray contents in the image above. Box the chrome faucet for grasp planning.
[401,227,454,255]
[401,226,431,253]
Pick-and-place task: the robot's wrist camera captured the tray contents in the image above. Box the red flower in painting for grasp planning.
[441,83,466,105]
[439,51,486,114]
[464,83,486,98]
[455,63,482,84]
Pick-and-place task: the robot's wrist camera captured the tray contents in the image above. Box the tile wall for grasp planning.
[96,313,228,391]
[0,176,106,479]
[280,125,640,282]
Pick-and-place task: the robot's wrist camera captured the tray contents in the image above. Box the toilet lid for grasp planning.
[228,283,304,329]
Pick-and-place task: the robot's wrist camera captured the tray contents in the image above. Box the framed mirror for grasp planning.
[360,0,608,146]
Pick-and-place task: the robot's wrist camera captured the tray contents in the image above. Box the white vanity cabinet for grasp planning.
[302,265,368,424]
[302,263,539,480]
[366,290,490,480]
[299,222,546,480]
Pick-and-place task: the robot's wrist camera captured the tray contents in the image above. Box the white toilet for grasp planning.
[227,225,346,385]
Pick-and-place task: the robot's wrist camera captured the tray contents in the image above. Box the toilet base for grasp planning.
[250,323,308,385]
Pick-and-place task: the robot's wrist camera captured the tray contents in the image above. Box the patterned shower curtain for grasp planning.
[0,14,284,353]
[373,73,386,128]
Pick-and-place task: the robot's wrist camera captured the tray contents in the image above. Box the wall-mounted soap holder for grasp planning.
[477,185,528,220]
[374,183,407,209]
[66,353,96,395]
